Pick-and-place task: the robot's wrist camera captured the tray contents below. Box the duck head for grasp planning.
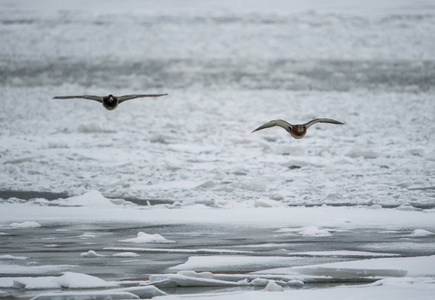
[290,125,307,139]
[102,94,118,110]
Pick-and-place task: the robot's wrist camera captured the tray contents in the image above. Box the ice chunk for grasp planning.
[119,232,175,244]
[169,256,300,272]
[177,271,214,279]
[57,272,118,289]
[77,123,114,133]
[31,291,139,300]
[263,280,284,292]
[408,229,433,237]
[109,286,166,298]
[6,272,118,290]
[250,278,269,286]
[276,226,332,237]
[288,280,304,287]
[8,221,41,229]
[149,271,241,287]
[112,252,140,258]
[52,190,116,207]
[0,254,29,260]
[80,250,105,258]
[0,263,71,276]
[195,181,216,189]
[254,199,285,208]
[78,232,97,239]
[293,266,407,279]
[288,250,399,258]
[347,148,378,159]
[238,179,267,192]
[0,290,8,297]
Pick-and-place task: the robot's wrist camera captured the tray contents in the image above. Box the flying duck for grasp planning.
[253,118,344,139]
[53,93,168,110]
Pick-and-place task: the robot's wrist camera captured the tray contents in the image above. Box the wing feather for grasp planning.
[252,119,293,133]
[117,93,168,103]
[53,95,103,102]
[304,118,344,128]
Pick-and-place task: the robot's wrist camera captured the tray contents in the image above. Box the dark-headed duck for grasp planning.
[253,118,344,139]
[53,93,168,110]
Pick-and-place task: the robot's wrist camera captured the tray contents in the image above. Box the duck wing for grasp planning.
[303,118,344,128]
[53,95,103,103]
[117,93,168,103]
[252,119,293,133]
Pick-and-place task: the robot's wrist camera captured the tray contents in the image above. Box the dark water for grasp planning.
[1,221,435,299]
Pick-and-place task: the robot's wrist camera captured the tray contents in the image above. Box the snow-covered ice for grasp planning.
[120,232,175,244]
[169,256,301,272]
[0,272,118,290]
[263,280,284,292]
[1,0,435,299]
[7,221,42,229]
[112,252,140,258]
[80,250,105,258]
[276,226,333,237]
[408,229,434,237]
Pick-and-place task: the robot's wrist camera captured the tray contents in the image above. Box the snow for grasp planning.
[0,272,118,289]
[169,256,301,272]
[288,250,399,258]
[1,202,435,228]
[261,255,435,278]
[408,229,433,237]
[0,1,434,209]
[0,0,435,299]
[276,226,333,237]
[119,232,175,244]
[151,256,435,299]
[7,221,42,229]
[263,280,284,292]
[149,271,242,287]
[0,254,29,260]
[105,247,254,255]
[147,270,305,288]
[0,263,72,276]
[80,250,105,258]
[112,252,140,258]
[51,190,120,207]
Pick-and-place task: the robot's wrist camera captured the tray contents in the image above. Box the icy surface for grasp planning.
[1,0,435,299]
[154,280,435,300]
[0,0,434,209]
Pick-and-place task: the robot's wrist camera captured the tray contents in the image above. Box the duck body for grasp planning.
[102,94,118,110]
[253,118,343,139]
[53,93,168,110]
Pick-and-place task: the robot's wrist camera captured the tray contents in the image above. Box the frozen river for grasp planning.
[1,202,435,299]
[1,0,435,299]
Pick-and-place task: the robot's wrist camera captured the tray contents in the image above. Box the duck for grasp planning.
[252,118,344,139]
[53,93,168,110]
